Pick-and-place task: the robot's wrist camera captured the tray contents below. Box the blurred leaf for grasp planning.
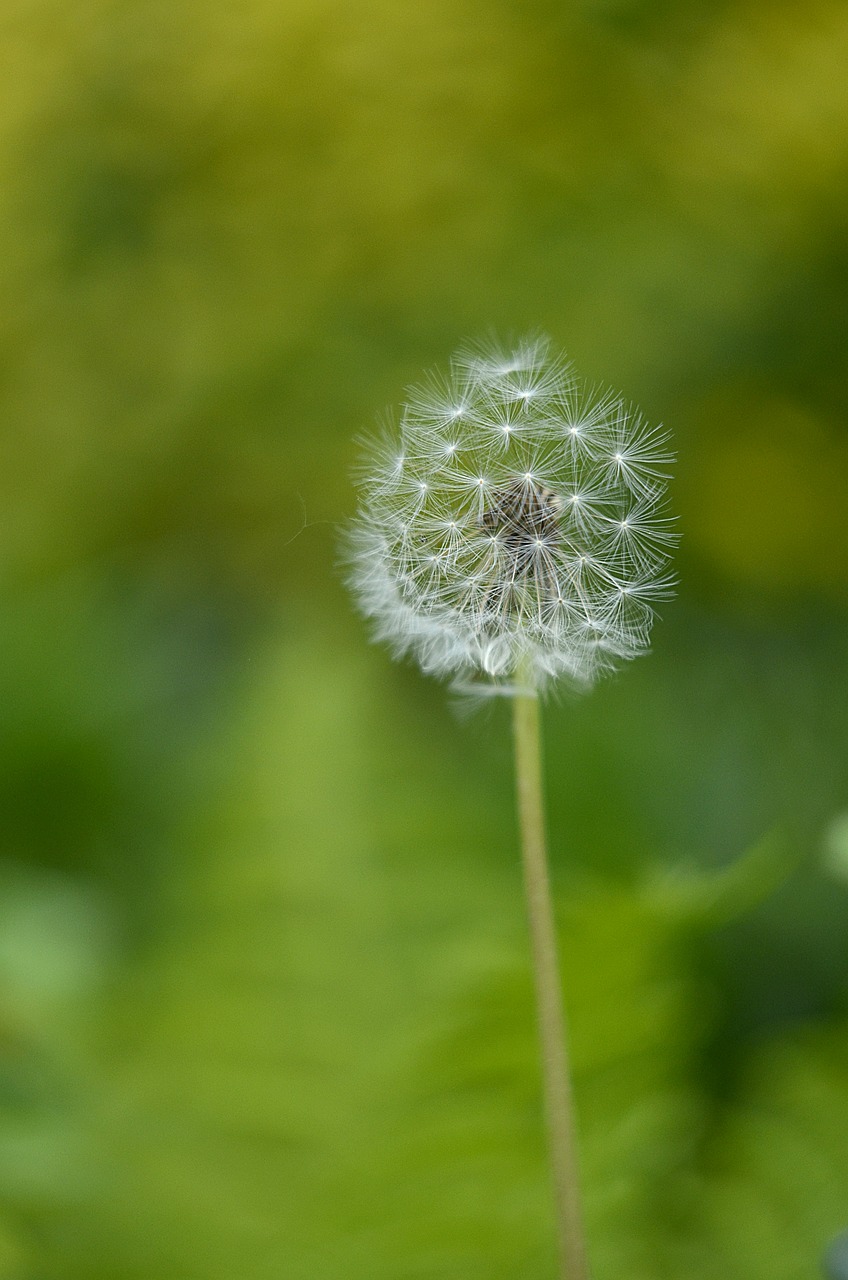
[823,815,848,887]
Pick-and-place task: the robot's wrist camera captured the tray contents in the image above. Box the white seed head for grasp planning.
[346,336,676,694]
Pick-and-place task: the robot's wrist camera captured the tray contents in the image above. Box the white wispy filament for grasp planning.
[347,336,675,694]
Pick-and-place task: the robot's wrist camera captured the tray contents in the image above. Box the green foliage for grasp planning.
[0,630,845,1276]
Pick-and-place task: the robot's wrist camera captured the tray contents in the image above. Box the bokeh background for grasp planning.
[1,0,847,1276]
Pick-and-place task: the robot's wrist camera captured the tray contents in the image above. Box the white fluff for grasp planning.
[346,336,676,695]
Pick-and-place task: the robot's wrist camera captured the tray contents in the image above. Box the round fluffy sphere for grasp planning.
[347,336,675,694]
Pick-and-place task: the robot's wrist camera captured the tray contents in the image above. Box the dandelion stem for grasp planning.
[512,680,590,1280]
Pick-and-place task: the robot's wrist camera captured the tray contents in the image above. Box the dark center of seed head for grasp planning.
[481,478,562,547]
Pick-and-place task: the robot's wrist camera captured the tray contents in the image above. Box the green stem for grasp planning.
[512,679,590,1280]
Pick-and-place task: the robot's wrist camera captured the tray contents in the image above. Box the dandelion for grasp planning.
[345,336,676,1280]
[347,335,674,697]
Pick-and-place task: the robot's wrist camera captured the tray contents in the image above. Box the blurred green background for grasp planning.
[1,0,847,1276]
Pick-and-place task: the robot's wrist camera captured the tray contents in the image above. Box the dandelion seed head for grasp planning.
[345,337,676,694]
